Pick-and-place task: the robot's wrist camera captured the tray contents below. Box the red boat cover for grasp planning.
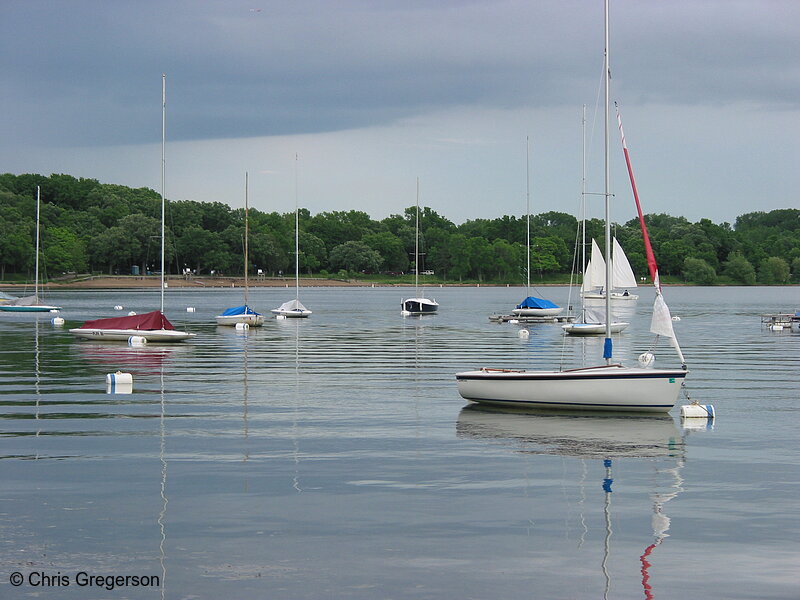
[80,310,174,331]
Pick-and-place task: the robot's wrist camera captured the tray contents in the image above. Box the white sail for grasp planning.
[611,238,638,290]
[582,239,606,293]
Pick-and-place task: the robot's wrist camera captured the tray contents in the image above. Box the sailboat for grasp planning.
[401,179,438,315]
[0,186,62,313]
[455,0,687,412]
[215,172,264,326]
[69,74,195,342]
[511,138,563,318]
[272,155,311,318]
[581,237,639,300]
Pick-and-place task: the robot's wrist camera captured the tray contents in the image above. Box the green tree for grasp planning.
[362,232,407,272]
[683,257,717,285]
[723,251,756,285]
[42,226,87,274]
[758,256,790,284]
[298,232,327,274]
[328,241,382,273]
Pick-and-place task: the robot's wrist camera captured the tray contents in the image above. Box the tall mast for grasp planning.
[603,0,613,360]
[35,186,41,302]
[294,153,300,301]
[525,136,531,297]
[160,73,166,314]
[415,177,420,296]
[244,171,249,305]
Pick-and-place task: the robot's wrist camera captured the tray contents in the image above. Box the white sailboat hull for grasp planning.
[215,314,265,326]
[562,321,629,336]
[69,328,196,342]
[271,308,312,318]
[456,365,687,413]
[401,297,439,315]
[511,307,564,317]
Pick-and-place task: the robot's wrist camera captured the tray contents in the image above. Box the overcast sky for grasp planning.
[1,0,798,225]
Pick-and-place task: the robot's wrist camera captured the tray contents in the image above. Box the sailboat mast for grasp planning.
[603,0,613,358]
[244,171,249,305]
[526,137,531,297]
[35,186,41,303]
[294,153,300,302]
[160,73,166,314]
[415,177,420,296]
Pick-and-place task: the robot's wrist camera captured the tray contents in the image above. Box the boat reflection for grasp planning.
[73,342,192,375]
[456,406,685,599]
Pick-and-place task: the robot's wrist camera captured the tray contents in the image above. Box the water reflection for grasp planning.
[457,406,685,599]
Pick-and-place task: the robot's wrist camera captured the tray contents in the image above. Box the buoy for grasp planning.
[51,317,65,326]
[680,404,715,419]
[235,322,249,330]
[276,314,286,320]
[672,316,681,321]
[637,352,655,367]
[128,311,137,316]
[518,329,530,338]
[114,305,123,310]
[49,308,59,313]
[128,335,147,346]
[186,306,196,312]
[106,371,133,385]
[769,324,783,331]
[509,319,519,324]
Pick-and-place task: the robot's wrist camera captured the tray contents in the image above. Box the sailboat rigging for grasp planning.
[511,138,563,318]
[69,74,195,342]
[401,179,438,315]
[456,0,687,412]
[272,154,311,318]
[215,172,264,326]
[0,186,62,313]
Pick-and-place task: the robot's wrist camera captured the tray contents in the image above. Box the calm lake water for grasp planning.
[0,285,798,599]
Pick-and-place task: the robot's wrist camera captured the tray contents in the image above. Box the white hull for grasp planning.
[272,309,312,318]
[401,297,439,315]
[69,327,196,342]
[0,305,61,312]
[215,314,265,327]
[511,307,564,317]
[456,365,687,413]
[582,291,639,301]
[562,321,629,335]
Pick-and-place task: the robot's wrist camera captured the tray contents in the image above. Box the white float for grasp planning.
[680,404,715,419]
[128,335,147,346]
[51,317,65,326]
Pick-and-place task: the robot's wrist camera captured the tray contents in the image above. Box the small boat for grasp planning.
[216,172,264,326]
[562,306,629,336]
[215,304,264,327]
[273,156,312,318]
[0,186,61,313]
[581,238,639,300]
[70,310,196,342]
[402,179,438,315]
[510,138,563,318]
[70,75,192,342]
[456,0,687,413]
[512,296,564,318]
[272,298,312,318]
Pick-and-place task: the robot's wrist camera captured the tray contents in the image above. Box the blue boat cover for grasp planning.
[516,296,560,310]
[220,305,261,317]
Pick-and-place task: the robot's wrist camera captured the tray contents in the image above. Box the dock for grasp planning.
[489,314,577,324]
[761,313,800,331]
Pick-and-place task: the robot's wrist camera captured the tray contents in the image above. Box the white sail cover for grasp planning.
[611,238,638,289]
[275,299,309,312]
[582,239,607,293]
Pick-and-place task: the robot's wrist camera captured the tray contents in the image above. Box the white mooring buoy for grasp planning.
[186,306,196,312]
[127,311,137,316]
[637,352,655,367]
[235,322,249,330]
[518,329,530,338]
[680,404,715,419]
[51,317,65,326]
[106,371,133,385]
[114,305,123,310]
[128,335,147,346]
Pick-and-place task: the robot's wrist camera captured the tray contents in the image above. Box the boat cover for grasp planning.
[219,305,261,317]
[3,295,38,306]
[274,299,309,312]
[516,296,560,310]
[80,310,174,330]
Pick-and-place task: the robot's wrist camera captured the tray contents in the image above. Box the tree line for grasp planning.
[1,173,798,285]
